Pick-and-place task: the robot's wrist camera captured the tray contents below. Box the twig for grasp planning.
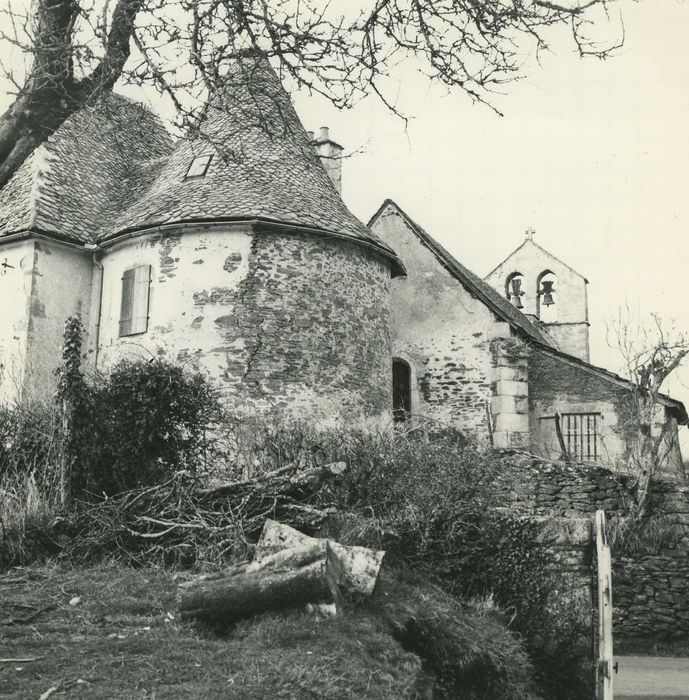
[1,604,57,625]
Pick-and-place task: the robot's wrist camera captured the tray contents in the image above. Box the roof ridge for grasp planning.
[369,198,554,345]
[485,236,588,283]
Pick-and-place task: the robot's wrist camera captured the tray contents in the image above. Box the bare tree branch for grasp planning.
[0,0,621,189]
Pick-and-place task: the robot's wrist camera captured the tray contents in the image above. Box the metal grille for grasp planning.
[564,413,598,462]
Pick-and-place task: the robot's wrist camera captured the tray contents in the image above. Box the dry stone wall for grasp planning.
[496,453,689,650]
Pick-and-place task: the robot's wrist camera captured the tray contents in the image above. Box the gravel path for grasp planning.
[615,656,689,699]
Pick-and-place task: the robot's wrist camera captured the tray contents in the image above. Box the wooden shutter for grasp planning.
[119,268,135,336]
[119,265,151,337]
[131,265,151,334]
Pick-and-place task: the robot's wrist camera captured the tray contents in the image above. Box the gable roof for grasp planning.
[485,237,588,283]
[368,199,554,345]
[533,342,688,424]
[0,53,403,276]
[369,199,687,423]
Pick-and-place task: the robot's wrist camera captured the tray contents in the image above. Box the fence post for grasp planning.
[594,509,614,700]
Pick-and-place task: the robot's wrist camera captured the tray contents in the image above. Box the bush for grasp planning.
[78,359,221,495]
[0,358,221,566]
[0,402,62,568]
[0,402,61,485]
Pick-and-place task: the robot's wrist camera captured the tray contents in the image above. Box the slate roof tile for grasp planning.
[0,53,402,275]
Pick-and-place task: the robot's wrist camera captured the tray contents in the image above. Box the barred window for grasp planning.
[119,265,151,337]
[564,413,599,462]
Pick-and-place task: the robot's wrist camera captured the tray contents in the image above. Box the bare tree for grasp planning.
[609,309,689,518]
[0,0,622,189]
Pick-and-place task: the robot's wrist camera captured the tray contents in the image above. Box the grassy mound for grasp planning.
[370,569,539,700]
[0,563,540,699]
[0,563,423,699]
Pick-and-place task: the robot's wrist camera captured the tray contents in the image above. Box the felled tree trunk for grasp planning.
[178,540,344,624]
[256,519,385,596]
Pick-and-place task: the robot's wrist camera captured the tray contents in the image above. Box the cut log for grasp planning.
[178,540,344,624]
[255,520,385,597]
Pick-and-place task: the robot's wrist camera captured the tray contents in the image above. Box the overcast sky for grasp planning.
[292,0,689,410]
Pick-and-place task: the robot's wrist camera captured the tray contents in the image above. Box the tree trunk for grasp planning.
[59,397,73,508]
[0,94,77,189]
[0,0,144,190]
[255,519,385,596]
[178,540,344,624]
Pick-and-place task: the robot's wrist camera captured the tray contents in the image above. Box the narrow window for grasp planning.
[119,265,151,337]
[564,413,599,462]
[392,358,412,423]
[185,154,213,179]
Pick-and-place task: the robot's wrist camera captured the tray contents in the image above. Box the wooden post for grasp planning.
[595,510,614,700]
[554,412,573,466]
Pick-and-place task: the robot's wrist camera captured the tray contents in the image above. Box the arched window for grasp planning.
[537,270,557,323]
[505,272,525,309]
[392,358,412,423]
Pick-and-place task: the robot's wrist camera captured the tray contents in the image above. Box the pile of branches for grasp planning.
[53,461,348,568]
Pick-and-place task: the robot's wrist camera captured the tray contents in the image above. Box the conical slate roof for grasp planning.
[111,53,400,270]
[0,54,402,274]
[0,95,173,243]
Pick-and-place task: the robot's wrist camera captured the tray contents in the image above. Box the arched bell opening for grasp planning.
[505,272,526,309]
[537,270,557,322]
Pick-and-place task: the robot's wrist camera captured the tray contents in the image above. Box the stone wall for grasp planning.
[528,347,684,476]
[0,238,33,404]
[497,453,689,650]
[97,225,393,426]
[0,238,93,405]
[369,202,515,441]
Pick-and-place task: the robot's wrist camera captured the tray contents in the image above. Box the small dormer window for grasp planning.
[185,154,213,179]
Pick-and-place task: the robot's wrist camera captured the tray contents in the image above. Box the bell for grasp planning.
[541,280,555,306]
[509,277,524,308]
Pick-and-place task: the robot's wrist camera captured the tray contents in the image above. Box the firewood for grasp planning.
[178,540,344,624]
[255,520,385,596]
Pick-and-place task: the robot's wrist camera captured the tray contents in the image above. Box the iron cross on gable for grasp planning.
[525,228,535,242]
[0,258,15,275]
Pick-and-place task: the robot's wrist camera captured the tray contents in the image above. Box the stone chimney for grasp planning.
[309,126,344,195]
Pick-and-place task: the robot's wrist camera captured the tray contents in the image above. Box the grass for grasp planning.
[0,563,425,699]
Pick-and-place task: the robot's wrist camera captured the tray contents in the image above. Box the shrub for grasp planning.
[371,568,540,700]
[0,401,61,485]
[79,359,221,495]
[608,514,680,556]
[0,357,221,565]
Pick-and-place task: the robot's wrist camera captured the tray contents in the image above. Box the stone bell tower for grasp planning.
[484,229,590,361]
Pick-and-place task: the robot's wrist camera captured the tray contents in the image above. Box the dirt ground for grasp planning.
[0,562,419,699]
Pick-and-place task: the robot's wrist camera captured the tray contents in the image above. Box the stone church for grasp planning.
[0,52,685,471]
[368,202,685,470]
